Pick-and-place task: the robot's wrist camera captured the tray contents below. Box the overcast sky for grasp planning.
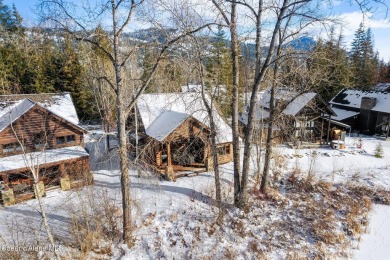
[4,0,390,61]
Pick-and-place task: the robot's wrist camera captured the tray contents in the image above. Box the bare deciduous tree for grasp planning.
[38,0,213,245]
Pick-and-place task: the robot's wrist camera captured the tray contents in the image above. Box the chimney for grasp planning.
[359,97,376,134]
[360,97,376,111]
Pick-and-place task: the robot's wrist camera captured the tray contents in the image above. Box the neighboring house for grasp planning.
[0,93,91,204]
[129,92,233,179]
[239,87,336,144]
[329,89,390,138]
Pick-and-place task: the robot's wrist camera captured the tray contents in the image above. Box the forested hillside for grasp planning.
[1,1,389,123]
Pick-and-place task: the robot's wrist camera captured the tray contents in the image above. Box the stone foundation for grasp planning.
[1,189,15,206]
[60,177,71,191]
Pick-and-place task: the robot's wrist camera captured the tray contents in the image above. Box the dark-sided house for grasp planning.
[0,93,91,205]
[129,92,233,179]
[239,87,336,144]
[329,89,390,138]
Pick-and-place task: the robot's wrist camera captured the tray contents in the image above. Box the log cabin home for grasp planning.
[128,92,233,179]
[239,87,336,146]
[0,93,91,205]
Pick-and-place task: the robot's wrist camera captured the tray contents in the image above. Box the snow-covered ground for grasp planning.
[276,137,390,190]
[354,205,390,260]
[0,134,389,259]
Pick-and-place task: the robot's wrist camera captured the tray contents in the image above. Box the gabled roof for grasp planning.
[0,99,35,132]
[0,93,80,125]
[283,92,318,116]
[137,92,232,144]
[259,87,323,116]
[330,89,390,113]
[146,110,190,141]
[240,87,336,126]
[0,93,84,133]
[241,87,334,124]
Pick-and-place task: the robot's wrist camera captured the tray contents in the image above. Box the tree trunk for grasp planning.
[230,2,241,206]
[238,0,288,205]
[196,49,223,221]
[260,85,275,193]
[111,1,132,246]
[33,172,61,260]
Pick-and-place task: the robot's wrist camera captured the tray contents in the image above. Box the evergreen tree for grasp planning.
[0,1,22,32]
[349,23,378,89]
[205,26,233,117]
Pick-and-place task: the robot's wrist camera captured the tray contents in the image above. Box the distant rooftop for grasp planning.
[330,89,390,113]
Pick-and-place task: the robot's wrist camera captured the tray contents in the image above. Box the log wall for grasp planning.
[0,104,84,157]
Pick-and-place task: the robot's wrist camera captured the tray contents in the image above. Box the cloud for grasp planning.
[338,11,390,36]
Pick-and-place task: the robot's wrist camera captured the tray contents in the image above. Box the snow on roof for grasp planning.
[137,92,232,144]
[330,89,390,113]
[283,92,317,116]
[331,107,360,121]
[146,110,190,141]
[0,93,80,125]
[37,93,79,125]
[239,106,270,125]
[259,87,298,109]
[0,99,35,132]
[0,146,89,173]
[259,87,320,116]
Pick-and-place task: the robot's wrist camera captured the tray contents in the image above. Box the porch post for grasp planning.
[59,163,66,177]
[387,122,390,139]
[320,114,324,145]
[165,142,174,181]
[167,142,172,166]
[326,114,331,144]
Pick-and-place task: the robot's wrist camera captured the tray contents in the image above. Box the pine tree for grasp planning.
[205,26,233,117]
[349,23,378,89]
[374,142,384,158]
[0,1,23,32]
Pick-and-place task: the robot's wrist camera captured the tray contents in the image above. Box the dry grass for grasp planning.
[64,188,123,258]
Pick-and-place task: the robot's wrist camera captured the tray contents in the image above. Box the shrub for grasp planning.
[374,142,384,158]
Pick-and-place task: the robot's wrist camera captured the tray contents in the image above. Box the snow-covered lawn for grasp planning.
[0,135,389,259]
[354,205,390,260]
[277,137,390,190]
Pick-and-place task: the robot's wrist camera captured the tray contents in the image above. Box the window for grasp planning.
[3,143,15,153]
[217,144,231,156]
[56,135,77,146]
[2,143,22,154]
[66,135,76,143]
[56,136,66,145]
